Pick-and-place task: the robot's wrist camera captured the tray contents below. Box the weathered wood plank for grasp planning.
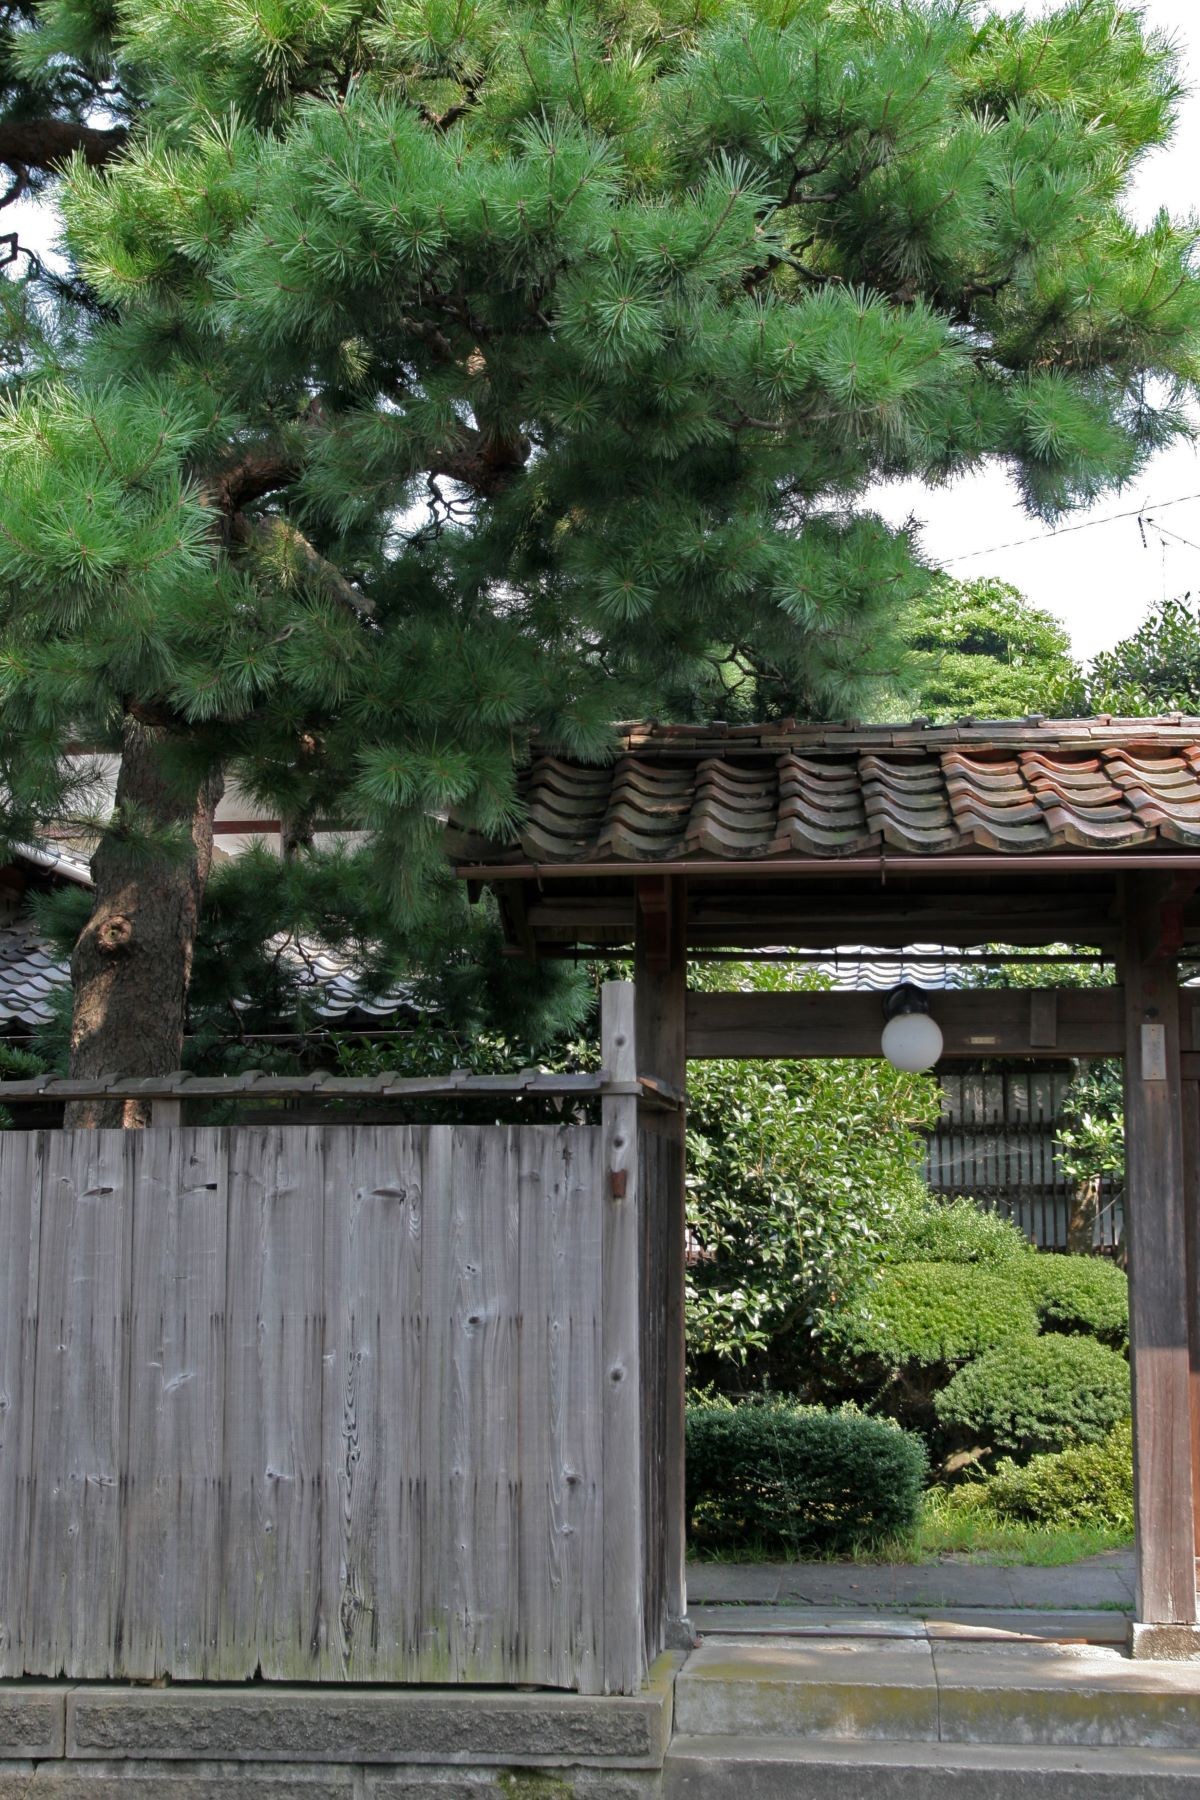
[120,1127,227,1677]
[600,982,645,1694]
[320,1125,425,1679]
[514,1126,596,1688]
[416,1124,467,1678]
[0,1131,42,1676]
[1122,884,1198,1626]
[221,1126,326,1677]
[457,1126,520,1681]
[24,1129,133,1677]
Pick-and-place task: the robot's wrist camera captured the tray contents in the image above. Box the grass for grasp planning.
[689,1491,1132,1569]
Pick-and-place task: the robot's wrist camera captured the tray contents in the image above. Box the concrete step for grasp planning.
[674,1635,1200,1748]
[664,1734,1200,1798]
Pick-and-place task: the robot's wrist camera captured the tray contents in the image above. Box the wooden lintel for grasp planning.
[686,987,1124,1061]
[1029,990,1058,1048]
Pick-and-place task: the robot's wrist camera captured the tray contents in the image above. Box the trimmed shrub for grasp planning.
[882,1191,1030,1268]
[1017,1255,1128,1349]
[830,1261,1038,1371]
[686,1397,928,1555]
[934,1334,1130,1458]
[982,1421,1134,1532]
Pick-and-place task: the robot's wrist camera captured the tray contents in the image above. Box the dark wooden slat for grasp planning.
[686,988,1125,1061]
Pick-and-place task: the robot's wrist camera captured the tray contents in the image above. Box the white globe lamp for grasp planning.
[881,986,943,1072]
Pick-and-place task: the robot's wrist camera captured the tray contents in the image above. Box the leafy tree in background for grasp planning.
[900,576,1083,721]
[1086,592,1200,714]
[2,1,1200,1116]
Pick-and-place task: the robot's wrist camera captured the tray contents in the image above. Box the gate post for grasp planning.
[1122,877,1200,1655]
[600,980,646,1691]
[634,879,692,1649]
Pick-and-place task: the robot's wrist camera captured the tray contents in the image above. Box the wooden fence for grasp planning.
[0,1001,670,1694]
[925,1069,1123,1251]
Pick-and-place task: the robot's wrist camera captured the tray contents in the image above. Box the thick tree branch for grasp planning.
[0,118,128,182]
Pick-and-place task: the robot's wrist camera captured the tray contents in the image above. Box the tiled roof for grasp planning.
[451,719,1200,865]
[0,922,415,1033]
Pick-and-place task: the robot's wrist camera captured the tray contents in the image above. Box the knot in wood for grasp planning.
[95,914,134,955]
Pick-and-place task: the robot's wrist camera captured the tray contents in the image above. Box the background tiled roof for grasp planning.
[452,718,1200,864]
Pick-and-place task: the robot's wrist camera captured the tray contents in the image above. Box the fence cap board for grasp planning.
[0,1069,682,1109]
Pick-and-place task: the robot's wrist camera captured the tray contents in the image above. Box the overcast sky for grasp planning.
[871,0,1200,662]
[10,1,1199,665]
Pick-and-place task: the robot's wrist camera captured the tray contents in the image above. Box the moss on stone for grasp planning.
[498,1774,575,1798]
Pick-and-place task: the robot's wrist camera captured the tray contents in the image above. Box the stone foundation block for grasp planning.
[0,1765,35,1799]
[1131,1623,1200,1662]
[366,1767,663,1798]
[26,1762,355,1797]
[0,1684,66,1758]
[67,1686,672,1769]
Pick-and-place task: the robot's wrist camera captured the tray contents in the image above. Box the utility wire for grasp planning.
[941,490,1200,564]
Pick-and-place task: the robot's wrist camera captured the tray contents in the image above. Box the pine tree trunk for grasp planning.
[1066,1173,1101,1255]
[66,717,223,1128]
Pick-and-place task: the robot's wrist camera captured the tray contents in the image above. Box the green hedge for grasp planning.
[934,1334,1130,1458]
[983,1421,1134,1531]
[686,1397,928,1555]
[1017,1255,1128,1348]
[830,1261,1038,1371]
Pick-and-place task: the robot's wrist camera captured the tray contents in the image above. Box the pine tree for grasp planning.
[2,0,1199,1117]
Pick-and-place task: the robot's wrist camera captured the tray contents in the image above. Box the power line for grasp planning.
[941,490,1200,565]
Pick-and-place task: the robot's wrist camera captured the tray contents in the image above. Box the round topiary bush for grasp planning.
[1017,1255,1128,1348]
[686,1397,928,1555]
[830,1261,1039,1371]
[881,1191,1031,1268]
[934,1334,1131,1458]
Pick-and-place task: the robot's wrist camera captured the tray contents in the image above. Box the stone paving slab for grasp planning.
[674,1638,939,1742]
[691,1605,1129,1646]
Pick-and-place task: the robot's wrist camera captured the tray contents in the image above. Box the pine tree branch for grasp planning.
[214,450,302,511]
[430,428,531,498]
[242,514,377,620]
[0,118,128,185]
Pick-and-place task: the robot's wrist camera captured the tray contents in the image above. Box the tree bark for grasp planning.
[1067,1173,1101,1255]
[66,716,223,1128]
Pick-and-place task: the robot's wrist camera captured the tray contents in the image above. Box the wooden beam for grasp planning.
[685,988,1124,1061]
[634,879,689,1649]
[1121,878,1199,1635]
